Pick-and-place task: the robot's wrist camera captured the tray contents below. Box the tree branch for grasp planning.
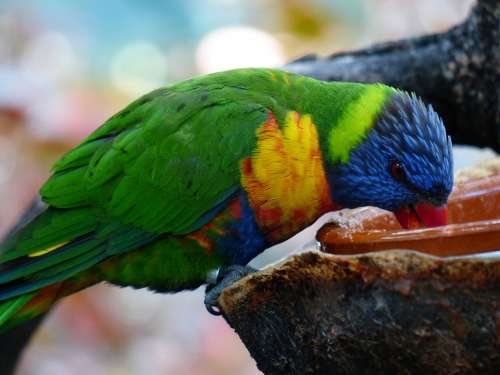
[219,251,500,375]
[285,0,500,151]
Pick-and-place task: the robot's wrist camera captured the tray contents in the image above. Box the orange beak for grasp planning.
[394,203,448,229]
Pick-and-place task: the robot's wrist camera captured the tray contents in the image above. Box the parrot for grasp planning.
[0,68,453,330]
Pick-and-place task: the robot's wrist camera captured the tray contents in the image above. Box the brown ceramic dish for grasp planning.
[318,174,500,257]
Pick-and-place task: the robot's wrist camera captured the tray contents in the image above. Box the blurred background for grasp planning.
[0,0,477,374]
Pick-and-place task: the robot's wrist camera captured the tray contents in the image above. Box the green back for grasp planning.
[0,68,394,304]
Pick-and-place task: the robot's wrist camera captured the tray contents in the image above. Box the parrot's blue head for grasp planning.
[329,92,453,228]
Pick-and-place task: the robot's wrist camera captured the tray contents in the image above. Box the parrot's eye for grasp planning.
[390,161,406,181]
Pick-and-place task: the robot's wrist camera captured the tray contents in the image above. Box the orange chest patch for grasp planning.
[241,111,334,242]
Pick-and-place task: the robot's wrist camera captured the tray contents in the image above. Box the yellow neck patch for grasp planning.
[241,111,334,242]
[328,84,394,164]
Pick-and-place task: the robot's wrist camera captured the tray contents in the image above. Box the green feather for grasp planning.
[0,68,399,330]
[0,294,33,328]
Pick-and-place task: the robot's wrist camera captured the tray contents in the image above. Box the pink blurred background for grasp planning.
[0,0,474,374]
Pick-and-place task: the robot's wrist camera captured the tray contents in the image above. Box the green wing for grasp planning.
[42,84,268,233]
[0,78,270,300]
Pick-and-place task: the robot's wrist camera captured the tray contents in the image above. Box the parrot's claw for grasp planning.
[204,265,256,316]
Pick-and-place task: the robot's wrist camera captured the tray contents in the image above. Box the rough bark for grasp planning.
[219,251,500,375]
[285,0,500,151]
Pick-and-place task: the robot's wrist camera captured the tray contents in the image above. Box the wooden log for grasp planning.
[220,251,500,374]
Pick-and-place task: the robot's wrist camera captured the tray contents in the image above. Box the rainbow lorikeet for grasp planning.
[0,68,452,329]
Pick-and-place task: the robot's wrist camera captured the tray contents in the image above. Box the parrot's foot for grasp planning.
[204,265,256,316]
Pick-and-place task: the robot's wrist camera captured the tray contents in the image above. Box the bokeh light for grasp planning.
[111,41,169,97]
[196,26,285,74]
[21,31,82,83]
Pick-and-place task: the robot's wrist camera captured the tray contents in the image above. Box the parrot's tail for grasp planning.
[0,294,34,331]
[0,292,39,332]
[0,203,100,332]
[0,201,157,332]
[0,281,76,332]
